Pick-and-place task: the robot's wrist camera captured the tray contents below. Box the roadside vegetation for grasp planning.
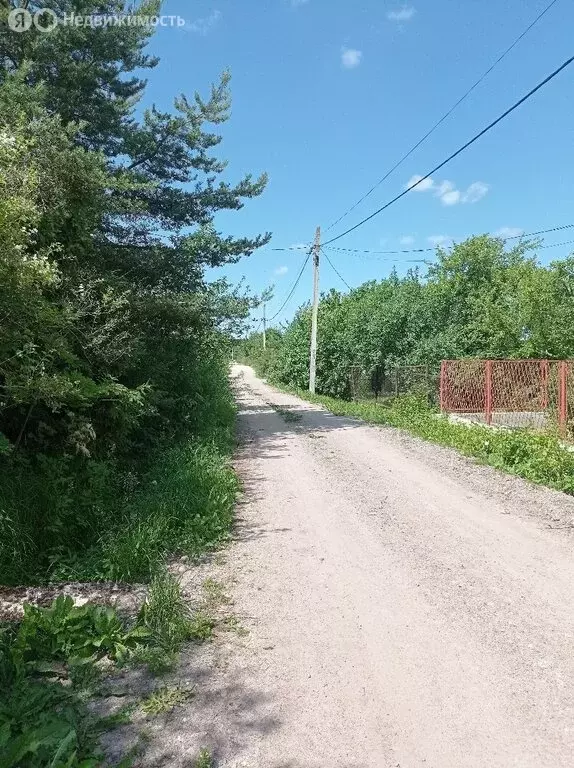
[0,0,268,763]
[0,571,214,767]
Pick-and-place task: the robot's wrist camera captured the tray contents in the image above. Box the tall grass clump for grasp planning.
[89,438,238,583]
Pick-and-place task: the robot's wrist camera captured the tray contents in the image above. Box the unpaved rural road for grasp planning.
[224,366,574,768]
[218,365,574,767]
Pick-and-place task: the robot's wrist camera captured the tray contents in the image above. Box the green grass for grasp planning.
[202,578,231,608]
[194,748,214,768]
[139,572,197,653]
[0,373,239,762]
[0,437,238,584]
[0,596,162,767]
[59,437,238,585]
[140,685,194,716]
[0,577,217,765]
[273,383,574,495]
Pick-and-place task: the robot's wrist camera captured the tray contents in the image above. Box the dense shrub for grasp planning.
[0,1,266,584]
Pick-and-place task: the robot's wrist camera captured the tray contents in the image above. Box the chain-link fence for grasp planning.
[348,364,436,403]
[440,359,574,435]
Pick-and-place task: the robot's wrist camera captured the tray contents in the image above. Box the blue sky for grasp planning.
[143,0,574,327]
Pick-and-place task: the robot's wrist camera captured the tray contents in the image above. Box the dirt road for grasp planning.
[216,364,574,768]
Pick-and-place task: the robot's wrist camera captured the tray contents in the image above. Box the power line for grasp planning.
[324,53,574,247]
[271,244,310,252]
[321,223,574,257]
[255,237,574,333]
[267,250,312,322]
[540,238,574,250]
[321,248,352,290]
[272,224,574,256]
[515,223,574,240]
[325,0,561,233]
[324,245,435,256]
[322,236,574,268]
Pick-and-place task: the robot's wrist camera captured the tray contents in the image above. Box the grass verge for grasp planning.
[0,368,238,586]
[59,437,239,584]
[270,381,574,495]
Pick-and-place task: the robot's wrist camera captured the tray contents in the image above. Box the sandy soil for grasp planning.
[113,365,574,767]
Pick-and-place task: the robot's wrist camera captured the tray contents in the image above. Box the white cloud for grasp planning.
[341,47,363,70]
[434,180,454,196]
[400,235,415,246]
[462,181,489,203]
[406,174,489,206]
[440,191,461,206]
[494,227,523,239]
[275,266,289,276]
[405,174,434,192]
[186,9,221,34]
[428,235,452,248]
[291,0,310,5]
[387,5,416,22]
[434,180,461,206]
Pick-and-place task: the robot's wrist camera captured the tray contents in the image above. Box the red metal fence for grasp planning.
[440,359,574,434]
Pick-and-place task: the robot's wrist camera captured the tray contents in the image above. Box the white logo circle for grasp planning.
[8,8,33,32]
[33,8,58,32]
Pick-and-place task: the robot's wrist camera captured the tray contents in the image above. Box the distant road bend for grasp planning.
[224,364,574,767]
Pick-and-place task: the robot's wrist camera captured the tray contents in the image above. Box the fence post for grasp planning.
[485,360,493,426]
[540,360,549,410]
[394,369,399,398]
[439,361,446,412]
[559,361,568,436]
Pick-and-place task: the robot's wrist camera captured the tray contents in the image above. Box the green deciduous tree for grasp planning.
[265,236,574,398]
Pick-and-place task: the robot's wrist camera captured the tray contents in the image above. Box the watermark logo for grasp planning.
[8,8,33,32]
[7,7,185,33]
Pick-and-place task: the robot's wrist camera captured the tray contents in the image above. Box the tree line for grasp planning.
[240,235,574,398]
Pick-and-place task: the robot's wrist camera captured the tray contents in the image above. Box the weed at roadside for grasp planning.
[0,597,152,767]
[139,572,195,654]
[140,685,194,716]
[195,747,214,768]
[202,578,231,608]
[221,615,249,637]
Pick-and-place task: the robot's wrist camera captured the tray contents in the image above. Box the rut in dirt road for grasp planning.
[223,364,574,768]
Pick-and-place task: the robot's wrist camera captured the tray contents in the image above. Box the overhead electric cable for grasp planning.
[267,250,312,322]
[323,54,574,246]
[321,223,574,257]
[272,224,574,256]
[325,0,561,232]
[321,249,352,290]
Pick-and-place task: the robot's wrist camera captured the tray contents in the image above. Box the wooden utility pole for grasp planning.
[309,226,321,393]
[262,302,266,350]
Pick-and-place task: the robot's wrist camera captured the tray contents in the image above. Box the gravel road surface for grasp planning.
[221,364,574,768]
